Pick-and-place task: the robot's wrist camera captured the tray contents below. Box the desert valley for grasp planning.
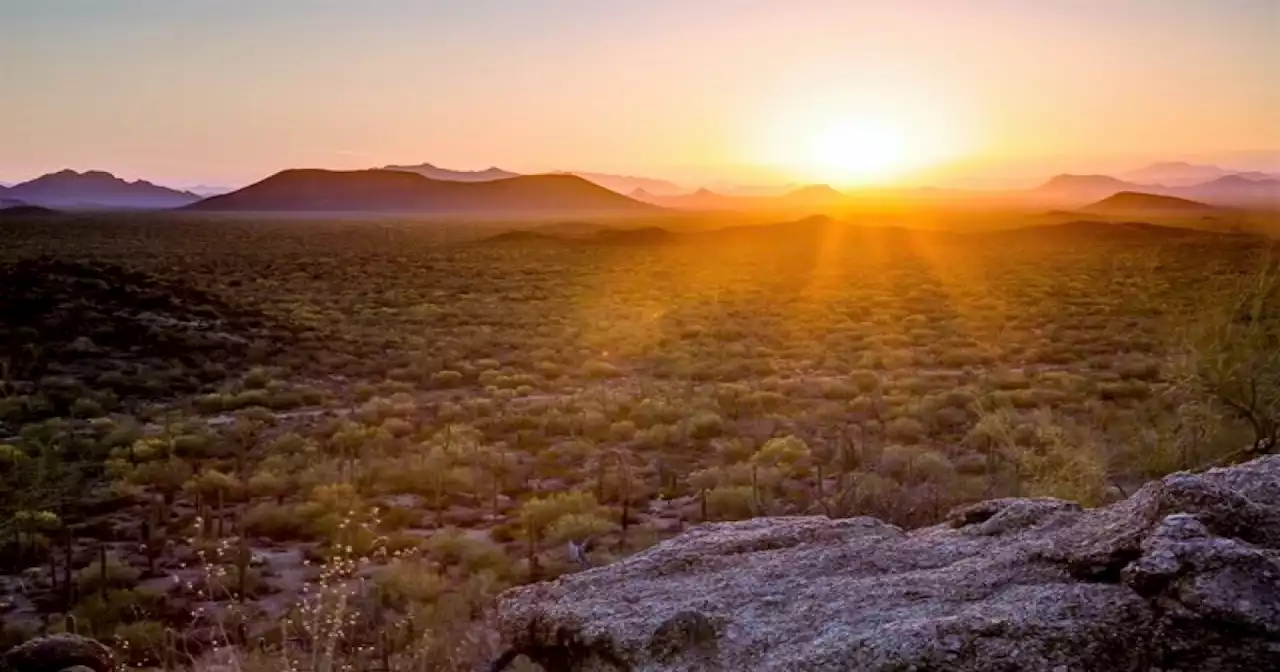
[2,2,1278,671]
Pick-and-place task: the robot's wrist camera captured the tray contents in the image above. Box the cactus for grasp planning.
[97,543,107,599]
[236,532,249,602]
[62,529,72,610]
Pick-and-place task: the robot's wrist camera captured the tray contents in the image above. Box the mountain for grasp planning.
[557,172,685,196]
[383,162,519,182]
[184,169,658,215]
[1081,191,1219,215]
[1035,174,1144,203]
[1177,175,1280,208]
[184,184,235,197]
[1123,161,1277,187]
[781,184,845,205]
[0,204,60,218]
[7,170,200,209]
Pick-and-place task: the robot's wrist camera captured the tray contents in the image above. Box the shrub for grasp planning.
[545,513,616,545]
[517,491,604,544]
[705,486,756,521]
[425,528,514,576]
[112,620,170,666]
[242,502,314,541]
[432,370,464,388]
[77,552,141,594]
[751,435,811,477]
[884,416,927,444]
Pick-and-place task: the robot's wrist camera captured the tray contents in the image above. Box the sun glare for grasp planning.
[807,121,912,184]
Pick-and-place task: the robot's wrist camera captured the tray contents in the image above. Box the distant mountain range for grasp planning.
[382,162,686,195]
[552,172,685,196]
[1,160,1275,214]
[184,169,657,215]
[1034,172,1278,208]
[1121,161,1278,187]
[383,163,521,182]
[0,170,200,209]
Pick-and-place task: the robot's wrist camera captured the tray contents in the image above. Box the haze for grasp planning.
[2,0,1278,188]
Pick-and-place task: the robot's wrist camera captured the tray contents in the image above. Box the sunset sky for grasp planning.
[3,0,1277,189]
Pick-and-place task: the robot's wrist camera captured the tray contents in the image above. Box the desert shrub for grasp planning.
[517,491,604,544]
[750,436,811,477]
[432,370,465,388]
[608,420,638,442]
[424,528,512,576]
[834,472,903,520]
[111,620,171,667]
[126,458,193,501]
[876,444,920,482]
[545,513,616,545]
[884,416,927,443]
[910,450,957,486]
[242,502,314,541]
[686,411,724,440]
[377,559,449,608]
[185,469,245,502]
[1178,256,1280,455]
[77,552,141,594]
[704,485,756,521]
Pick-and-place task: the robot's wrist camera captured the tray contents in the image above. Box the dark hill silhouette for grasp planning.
[383,163,519,182]
[0,204,59,217]
[7,170,199,209]
[1082,191,1219,215]
[992,219,1222,241]
[486,230,560,244]
[184,169,657,215]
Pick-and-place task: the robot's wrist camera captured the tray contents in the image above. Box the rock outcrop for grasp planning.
[1,634,115,672]
[495,456,1280,671]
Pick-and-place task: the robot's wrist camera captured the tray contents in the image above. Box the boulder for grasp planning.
[495,456,1280,671]
[2,634,115,672]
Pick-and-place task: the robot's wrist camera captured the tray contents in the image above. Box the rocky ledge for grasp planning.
[495,456,1280,671]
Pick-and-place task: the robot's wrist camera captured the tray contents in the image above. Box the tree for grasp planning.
[1181,255,1280,456]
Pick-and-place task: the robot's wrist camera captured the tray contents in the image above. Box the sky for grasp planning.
[2,0,1278,189]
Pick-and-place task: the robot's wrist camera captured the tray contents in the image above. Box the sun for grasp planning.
[806,121,912,184]
[751,93,963,186]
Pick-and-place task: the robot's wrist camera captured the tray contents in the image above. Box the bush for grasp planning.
[424,528,513,576]
[751,436,811,477]
[517,491,604,543]
[242,502,314,541]
[112,620,171,666]
[77,552,141,594]
[705,486,756,521]
[545,513,616,545]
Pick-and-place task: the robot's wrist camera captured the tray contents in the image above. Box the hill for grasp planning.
[1178,175,1280,208]
[184,169,658,215]
[0,204,59,218]
[557,172,685,196]
[6,170,200,209]
[1034,174,1143,203]
[1123,161,1277,186]
[383,162,519,182]
[1082,191,1219,215]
